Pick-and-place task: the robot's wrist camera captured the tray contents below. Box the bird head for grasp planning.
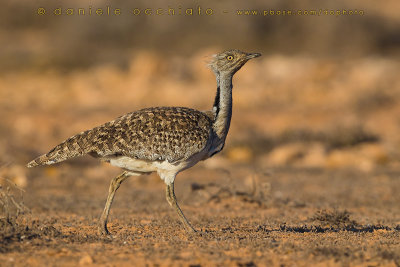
[209,49,261,76]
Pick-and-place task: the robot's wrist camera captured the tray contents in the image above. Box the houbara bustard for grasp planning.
[27,49,261,235]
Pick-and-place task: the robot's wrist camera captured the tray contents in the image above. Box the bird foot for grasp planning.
[98,224,111,236]
[187,228,210,238]
[183,224,198,233]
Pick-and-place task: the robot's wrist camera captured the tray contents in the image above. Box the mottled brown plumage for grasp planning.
[27,107,212,167]
[27,49,261,235]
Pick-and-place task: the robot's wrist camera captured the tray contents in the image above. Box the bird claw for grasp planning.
[98,225,111,236]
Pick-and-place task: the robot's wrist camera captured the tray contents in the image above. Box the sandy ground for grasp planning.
[1,52,400,266]
[1,164,400,266]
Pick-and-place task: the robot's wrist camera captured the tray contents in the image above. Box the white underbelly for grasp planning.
[107,153,205,184]
[109,157,158,173]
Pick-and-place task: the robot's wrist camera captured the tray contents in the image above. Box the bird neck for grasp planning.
[212,72,233,139]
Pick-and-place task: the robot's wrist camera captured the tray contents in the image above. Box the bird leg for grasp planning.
[166,182,197,233]
[98,171,130,235]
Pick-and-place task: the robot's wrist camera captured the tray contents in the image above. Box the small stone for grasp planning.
[79,255,93,265]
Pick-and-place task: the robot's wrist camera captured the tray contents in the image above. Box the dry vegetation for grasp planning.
[1,0,400,266]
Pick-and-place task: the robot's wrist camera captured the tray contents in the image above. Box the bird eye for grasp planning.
[226,55,234,61]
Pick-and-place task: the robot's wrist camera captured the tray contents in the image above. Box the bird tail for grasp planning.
[27,131,91,168]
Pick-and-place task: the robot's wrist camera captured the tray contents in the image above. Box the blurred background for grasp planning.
[1,0,400,185]
[2,2,400,264]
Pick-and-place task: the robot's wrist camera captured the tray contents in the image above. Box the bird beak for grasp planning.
[246,53,262,59]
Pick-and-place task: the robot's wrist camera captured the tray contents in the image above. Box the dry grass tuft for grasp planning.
[311,209,358,228]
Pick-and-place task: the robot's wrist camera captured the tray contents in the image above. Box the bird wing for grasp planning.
[90,107,213,163]
[27,107,213,167]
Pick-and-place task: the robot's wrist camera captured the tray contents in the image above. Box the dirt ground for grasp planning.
[1,164,400,266]
[1,52,400,266]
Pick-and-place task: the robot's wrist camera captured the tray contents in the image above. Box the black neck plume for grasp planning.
[213,86,220,116]
[212,72,221,118]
